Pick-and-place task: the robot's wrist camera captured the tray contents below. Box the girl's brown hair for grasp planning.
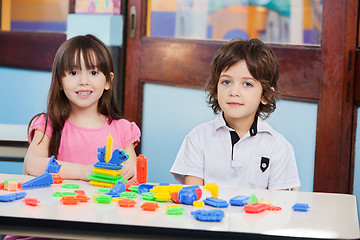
[205,38,280,119]
[28,34,122,157]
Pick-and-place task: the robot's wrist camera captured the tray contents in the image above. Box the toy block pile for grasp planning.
[88,135,129,188]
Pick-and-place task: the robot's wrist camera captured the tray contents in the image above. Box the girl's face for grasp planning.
[61,53,112,112]
[217,60,266,127]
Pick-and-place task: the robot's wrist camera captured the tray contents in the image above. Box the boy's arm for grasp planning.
[184,175,204,186]
[24,130,93,180]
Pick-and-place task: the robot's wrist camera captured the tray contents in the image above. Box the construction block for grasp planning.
[46,156,61,173]
[0,192,27,202]
[93,167,122,177]
[203,197,229,208]
[21,173,54,190]
[5,181,18,191]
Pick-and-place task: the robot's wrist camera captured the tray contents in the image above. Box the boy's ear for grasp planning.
[261,87,275,105]
[105,72,114,90]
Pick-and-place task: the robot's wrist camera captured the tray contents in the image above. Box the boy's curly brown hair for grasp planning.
[205,38,280,119]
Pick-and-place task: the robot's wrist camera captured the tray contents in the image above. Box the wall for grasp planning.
[141,83,317,192]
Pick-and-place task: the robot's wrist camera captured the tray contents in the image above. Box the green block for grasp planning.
[248,193,258,205]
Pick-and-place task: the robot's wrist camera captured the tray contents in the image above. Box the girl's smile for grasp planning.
[76,90,93,97]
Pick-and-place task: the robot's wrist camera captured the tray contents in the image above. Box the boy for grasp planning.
[170,39,300,190]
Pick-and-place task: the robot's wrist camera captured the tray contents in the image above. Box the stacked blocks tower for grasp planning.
[88,135,129,188]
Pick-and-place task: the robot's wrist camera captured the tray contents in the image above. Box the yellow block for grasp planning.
[168,184,183,193]
[155,192,171,202]
[93,167,122,177]
[204,183,219,199]
[193,201,204,207]
[150,185,170,193]
[167,205,180,209]
[258,200,272,205]
[104,135,113,162]
[89,180,115,188]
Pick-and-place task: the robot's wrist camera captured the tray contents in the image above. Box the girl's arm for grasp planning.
[120,144,137,182]
[24,130,93,180]
[184,175,204,186]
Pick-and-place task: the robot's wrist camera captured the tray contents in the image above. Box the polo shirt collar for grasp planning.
[214,112,274,136]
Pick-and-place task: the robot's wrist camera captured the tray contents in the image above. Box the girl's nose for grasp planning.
[78,73,89,85]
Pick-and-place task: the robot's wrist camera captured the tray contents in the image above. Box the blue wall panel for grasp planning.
[266,101,317,192]
[141,84,214,184]
[0,162,23,174]
[0,67,50,125]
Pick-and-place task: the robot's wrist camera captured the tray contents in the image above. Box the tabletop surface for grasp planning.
[0,174,359,240]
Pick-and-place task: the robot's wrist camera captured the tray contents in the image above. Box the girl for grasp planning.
[24,34,140,181]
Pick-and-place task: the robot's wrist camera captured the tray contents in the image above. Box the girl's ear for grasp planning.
[105,72,114,90]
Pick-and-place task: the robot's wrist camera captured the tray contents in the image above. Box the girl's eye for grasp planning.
[90,71,99,76]
[69,71,78,76]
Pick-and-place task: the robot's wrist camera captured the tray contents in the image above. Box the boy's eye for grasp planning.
[221,80,231,85]
[244,82,253,87]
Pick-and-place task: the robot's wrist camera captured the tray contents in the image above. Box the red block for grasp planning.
[141,202,159,211]
[136,155,148,184]
[243,203,269,214]
[23,197,40,206]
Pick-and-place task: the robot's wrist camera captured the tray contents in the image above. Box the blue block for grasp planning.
[191,209,224,222]
[138,184,155,195]
[109,149,129,165]
[178,189,197,205]
[21,173,54,190]
[98,147,105,162]
[106,181,126,197]
[0,192,27,202]
[229,195,249,206]
[292,203,310,212]
[94,162,122,170]
[46,156,61,173]
[203,197,229,208]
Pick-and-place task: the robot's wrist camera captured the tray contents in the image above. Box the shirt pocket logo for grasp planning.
[260,157,270,172]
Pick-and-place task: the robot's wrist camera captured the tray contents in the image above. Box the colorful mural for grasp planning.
[149,0,322,45]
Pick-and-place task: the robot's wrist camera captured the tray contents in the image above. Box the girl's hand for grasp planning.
[83,164,95,181]
[121,160,136,182]
[121,144,137,182]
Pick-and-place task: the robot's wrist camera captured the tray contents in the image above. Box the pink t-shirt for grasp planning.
[29,114,141,165]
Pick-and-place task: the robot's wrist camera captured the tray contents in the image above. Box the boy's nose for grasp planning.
[229,86,241,96]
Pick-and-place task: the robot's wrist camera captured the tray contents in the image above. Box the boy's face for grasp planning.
[217,60,267,127]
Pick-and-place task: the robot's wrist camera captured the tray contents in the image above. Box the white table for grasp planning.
[0,174,359,240]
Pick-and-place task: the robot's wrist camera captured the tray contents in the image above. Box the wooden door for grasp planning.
[124,0,358,193]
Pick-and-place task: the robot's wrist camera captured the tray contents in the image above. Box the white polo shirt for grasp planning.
[170,114,300,190]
